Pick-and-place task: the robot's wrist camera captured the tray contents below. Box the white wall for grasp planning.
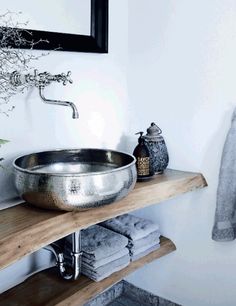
[126,1,236,306]
[1,1,236,305]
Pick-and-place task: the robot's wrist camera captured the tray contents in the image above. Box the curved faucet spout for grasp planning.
[39,86,79,119]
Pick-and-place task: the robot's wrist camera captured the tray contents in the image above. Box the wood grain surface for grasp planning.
[0,237,176,306]
[0,169,207,271]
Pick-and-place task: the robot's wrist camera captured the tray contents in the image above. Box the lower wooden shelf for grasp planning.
[0,237,176,306]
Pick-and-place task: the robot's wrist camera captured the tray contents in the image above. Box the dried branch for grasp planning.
[0,11,49,165]
[0,10,49,115]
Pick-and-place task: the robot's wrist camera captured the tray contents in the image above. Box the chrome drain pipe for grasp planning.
[44,230,82,280]
[70,230,82,280]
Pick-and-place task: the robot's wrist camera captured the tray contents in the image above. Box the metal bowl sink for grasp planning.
[13,149,137,211]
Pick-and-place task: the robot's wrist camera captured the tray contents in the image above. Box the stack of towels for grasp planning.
[64,214,160,282]
[65,224,130,282]
[101,214,160,261]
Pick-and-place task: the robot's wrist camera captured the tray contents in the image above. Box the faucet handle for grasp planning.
[57,71,73,86]
[63,71,73,85]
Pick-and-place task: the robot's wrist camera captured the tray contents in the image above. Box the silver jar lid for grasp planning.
[144,122,163,141]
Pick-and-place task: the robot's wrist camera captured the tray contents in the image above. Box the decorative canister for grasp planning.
[144,122,169,174]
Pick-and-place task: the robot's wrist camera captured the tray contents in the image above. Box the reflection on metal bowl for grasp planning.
[13,148,137,211]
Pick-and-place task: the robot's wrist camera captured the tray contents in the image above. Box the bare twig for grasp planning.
[0,10,49,115]
[0,11,49,165]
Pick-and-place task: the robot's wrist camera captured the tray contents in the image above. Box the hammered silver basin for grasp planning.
[13,149,137,211]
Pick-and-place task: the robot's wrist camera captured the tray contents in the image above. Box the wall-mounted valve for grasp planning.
[9,70,79,119]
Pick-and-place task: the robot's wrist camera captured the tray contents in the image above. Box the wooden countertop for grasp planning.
[0,169,207,271]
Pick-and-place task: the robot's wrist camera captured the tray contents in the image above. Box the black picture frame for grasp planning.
[13,0,108,53]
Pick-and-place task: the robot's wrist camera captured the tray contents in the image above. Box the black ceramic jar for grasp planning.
[144,123,169,174]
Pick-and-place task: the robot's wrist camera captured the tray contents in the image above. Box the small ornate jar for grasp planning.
[144,122,169,174]
[133,132,154,180]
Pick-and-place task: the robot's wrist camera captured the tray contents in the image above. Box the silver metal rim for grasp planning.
[13,148,136,177]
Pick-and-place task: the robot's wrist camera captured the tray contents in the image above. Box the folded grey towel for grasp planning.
[101,214,159,241]
[128,230,160,251]
[130,240,160,256]
[82,261,130,282]
[131,243,160,262]
[82,248,129,269]
[65,225,128,260]
[82,253,130,276]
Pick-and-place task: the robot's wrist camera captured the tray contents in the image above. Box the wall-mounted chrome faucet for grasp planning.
[9,70,79,119]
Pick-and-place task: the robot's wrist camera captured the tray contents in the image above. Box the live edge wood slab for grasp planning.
[0,169,207,271]
[0,237,176,306]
